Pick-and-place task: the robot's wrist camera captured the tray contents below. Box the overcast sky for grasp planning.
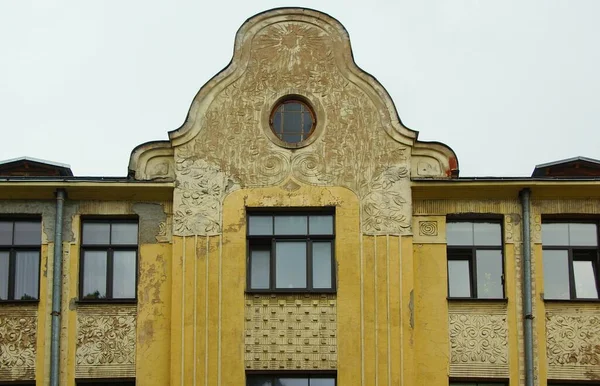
[1,1,598,177]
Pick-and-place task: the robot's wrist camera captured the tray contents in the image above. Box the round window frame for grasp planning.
[263,94,323,149]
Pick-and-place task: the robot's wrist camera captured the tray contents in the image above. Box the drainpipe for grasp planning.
[520,188,534,386]
[50,189,66,386]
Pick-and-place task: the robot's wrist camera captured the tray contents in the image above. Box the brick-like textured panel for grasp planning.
[449,302,509,378]
[0,306,37,381]
[244,294,336,370]
[76,304,136,378]
[546,303,600,381]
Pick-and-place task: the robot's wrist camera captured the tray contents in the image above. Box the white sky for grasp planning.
[1,1,598,177]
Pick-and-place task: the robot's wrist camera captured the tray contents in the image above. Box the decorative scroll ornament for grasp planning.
[547,313,600,366]
[449,313,508,365]
[0,313,36,379]
[76,314,136,368]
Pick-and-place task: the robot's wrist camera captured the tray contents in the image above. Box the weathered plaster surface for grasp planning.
[0,200,55,243]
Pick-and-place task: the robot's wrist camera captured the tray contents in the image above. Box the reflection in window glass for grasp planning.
[448,260,471,297]
[113,251,136,298]
[310,378,336,386]
[279,379,308,386]
[569,223,598,246]
[309,215,333,235]
[573,260,598,299]
[274,216,307,235]
[111,223,138,245]
[276,242,307,288]
[82,223,110,245]
[14,251,39,300]
[83,251,107,299]
[247,377,272,386]
[447,222,474,246]
[14,221,41,245]
[476,250,503,298]
[250,249,270,289]
[249,216,273,236]
[0,221,12,245]
[0,251,8,299]
[312,242,332,289]
[543,250,570,300]
[473,223,502,246]
[542,223,569,246]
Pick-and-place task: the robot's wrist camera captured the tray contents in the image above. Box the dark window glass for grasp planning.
[447,220,504,299]
[449,383,506,386]
[542,221,600,300]
[270,100,316,145]
[75,381,135,386]
[247,211,335,292]
[80,220,138,301]
[246,375,335,386]
[0,219,41,301]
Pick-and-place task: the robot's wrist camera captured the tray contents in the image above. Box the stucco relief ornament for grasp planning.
[449,313,508,365]
[76,314,135,367]
[547,314,600,366]
[0,316,36,371]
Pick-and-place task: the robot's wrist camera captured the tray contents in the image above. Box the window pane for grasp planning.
[248,216,273,236]
[0,251,8,300]
[543,250,570,299]
[82,251,107,299]
[573,260,599,299]
[14,221,41,245]
[82,223,110,245]
[476,250,503,298]
[474,223,501,246]
[274,215,307,235]
[309,215,333,235]
[111,223,138,245]
[448,260,471,297]
[250,249,270,289]
[275,241,307,289]
[279,379,309,386]
[0,221,12,245]
[14,251,39,300]
[247,376,272,386]
[542,223,569,246]
[310,378,335,386]
[113,251,136,298]
[569,223,598,246]
[312,242,332,289]
[447,222,473,246]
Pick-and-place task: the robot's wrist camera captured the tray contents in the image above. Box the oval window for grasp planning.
[270,99,316,145]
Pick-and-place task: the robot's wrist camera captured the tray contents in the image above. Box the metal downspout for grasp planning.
[520,188,534,386]
[50,189,66,386]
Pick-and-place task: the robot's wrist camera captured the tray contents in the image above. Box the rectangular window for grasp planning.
[247,210,335,292]
[0,219,41,301]
[450,382,506,386]
[542,221,600,300]
[247,374,336,386]
[447,221,504,299]
[80,219,138,301]
[76,380,135,385]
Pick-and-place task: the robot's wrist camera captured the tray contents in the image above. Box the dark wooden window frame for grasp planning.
[246,372,336,386]
[79,218,139,303]
[246,209,336,293]
[75,378,135,385]
[446,219,505,300]
[0,218,41,302]
[542,219,600,300]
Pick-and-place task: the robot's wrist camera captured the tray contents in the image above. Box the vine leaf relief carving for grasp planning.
[547,313,600,366]
[449,314,508,365]
[76,314,136,367]
[173,20,411,236]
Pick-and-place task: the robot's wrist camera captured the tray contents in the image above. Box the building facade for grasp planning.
[1,8,600,386]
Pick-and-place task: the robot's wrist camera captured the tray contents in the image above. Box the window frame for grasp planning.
[246,372,336,386]
[446,219,506,300]
[79,218,139,303]
[246,209,336,293]
[0,217,41,303]
[75,378,135,385]
[542,219,600,300]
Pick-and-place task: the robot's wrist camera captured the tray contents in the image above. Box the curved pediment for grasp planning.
[129,8,458,235]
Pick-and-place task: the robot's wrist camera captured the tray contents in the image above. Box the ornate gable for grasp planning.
[129,8,458,236]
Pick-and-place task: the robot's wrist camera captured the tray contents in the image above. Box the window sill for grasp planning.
[0,299,40,305]
[544,298,600,304]
[245,290,337,295]
[76,298,137,305]
[447,297,508,302]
